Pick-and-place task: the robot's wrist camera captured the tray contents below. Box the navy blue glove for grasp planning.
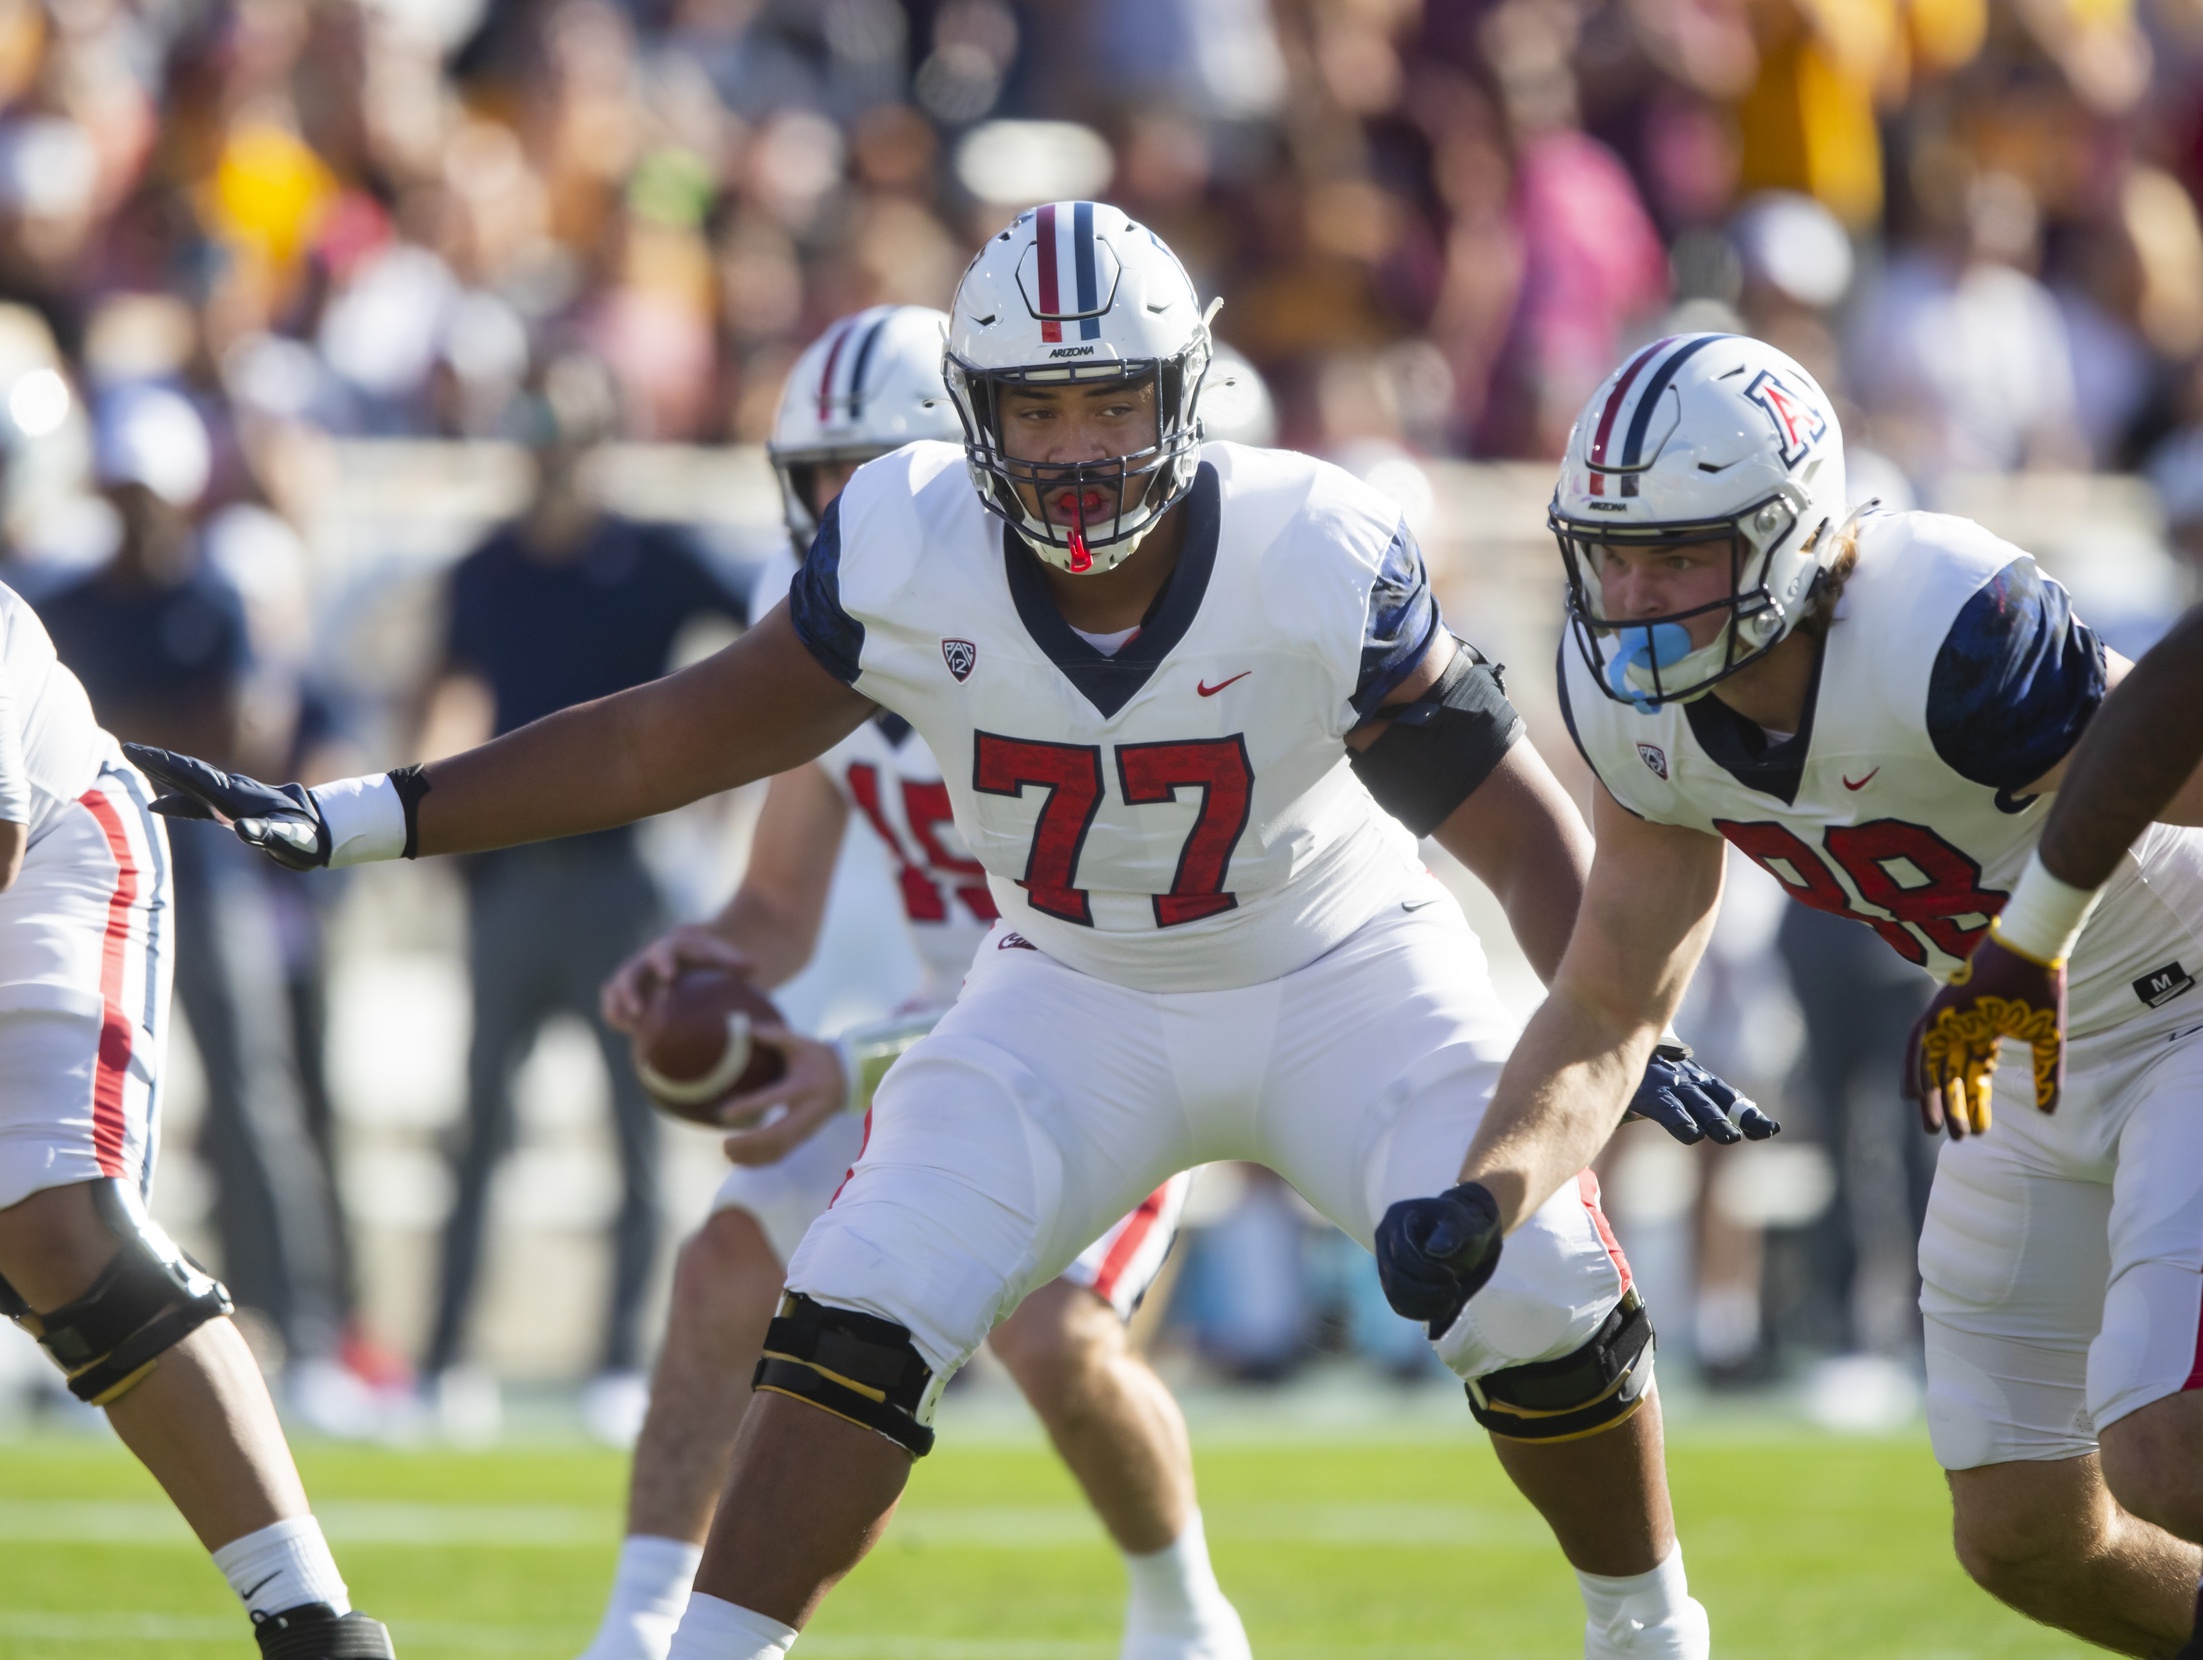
[1628,1042,1778,1146]
[1375,1180,1503,1337]
[125,745,330,871]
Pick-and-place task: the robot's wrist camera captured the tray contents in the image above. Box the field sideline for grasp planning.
[0,1414,2094,1659]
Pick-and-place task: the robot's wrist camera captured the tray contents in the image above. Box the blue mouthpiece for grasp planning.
[1607,622,1695,713]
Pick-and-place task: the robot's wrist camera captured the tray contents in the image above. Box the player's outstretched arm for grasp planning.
[131,606,874,869]
[1457,791,1726,1232]
[409,606,871,855]
[1906,617,2202,1134]
[1373,791,1723,1328]
[2041,604,2203,881]
[1355,634,1768,1147]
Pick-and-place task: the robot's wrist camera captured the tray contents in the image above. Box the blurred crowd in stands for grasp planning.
[9,0,2203,502]
[0,0,2198,1435]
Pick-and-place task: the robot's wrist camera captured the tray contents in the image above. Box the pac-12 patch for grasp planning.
[2134,962,2196,1009]
[942,638,976,682]
[1637,743,1668,780]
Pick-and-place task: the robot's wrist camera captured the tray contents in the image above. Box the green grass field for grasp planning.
[0,1416,2097,1659]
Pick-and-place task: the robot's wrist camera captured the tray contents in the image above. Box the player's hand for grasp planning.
[1375,1180,1504,1337]
[1903,928,2066,1139]
[124,744,329,871]
[600,923,755,1033]
[718,1027,849,1167]
[1626,1043,1778,1145]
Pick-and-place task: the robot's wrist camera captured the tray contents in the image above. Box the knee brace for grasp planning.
[0,1181,233,1406]
[753,1292,942,1457]
[1465,1289,1654,1443]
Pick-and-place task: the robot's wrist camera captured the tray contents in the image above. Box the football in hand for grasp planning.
[630,967,788,1125]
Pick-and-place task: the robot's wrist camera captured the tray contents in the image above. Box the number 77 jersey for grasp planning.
[1559,507,2203,1040]
[786,440,1436,994]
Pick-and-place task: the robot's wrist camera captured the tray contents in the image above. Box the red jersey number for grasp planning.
[845,763,998,926]
[972,734,1106,924]
[1716,817,2006,966]
[974,732,1253,929]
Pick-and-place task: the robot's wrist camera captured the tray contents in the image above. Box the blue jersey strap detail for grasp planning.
[787,494,866,686]
[1927,559,2105,794]
[1353,520,1442,716]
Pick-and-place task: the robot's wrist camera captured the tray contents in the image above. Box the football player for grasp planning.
[134,203,1757,1660]
[0,580,394,1658]
[1379,332,2203,1656]
[577,305,1243,1660]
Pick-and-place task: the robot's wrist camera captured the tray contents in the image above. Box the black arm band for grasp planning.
[388,764,431,860]
[1350,642,1526,836]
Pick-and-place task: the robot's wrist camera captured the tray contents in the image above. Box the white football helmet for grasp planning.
[770,305,961,553]
[1551,332,1848,708]
[944,200,1212,574]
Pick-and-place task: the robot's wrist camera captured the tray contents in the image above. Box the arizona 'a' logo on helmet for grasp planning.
[1744,369,1827,467]
[944,201,1213,577]
[1549,333,1849,709]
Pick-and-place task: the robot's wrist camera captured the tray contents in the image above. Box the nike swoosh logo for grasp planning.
[1196,672,1251,697]
[1401,898,1438,912]
[241,1573,282,1603]
[1842,768,1880,791]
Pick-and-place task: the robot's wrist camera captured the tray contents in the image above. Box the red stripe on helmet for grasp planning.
[1036,203,1062,344]
[1588,337,1672,468]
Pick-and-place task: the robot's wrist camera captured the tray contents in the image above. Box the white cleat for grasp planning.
[1121,1594,1254,1660]
[1585,1595,1711,1660]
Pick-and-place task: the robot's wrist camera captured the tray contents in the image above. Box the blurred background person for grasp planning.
[410,353,744,1442]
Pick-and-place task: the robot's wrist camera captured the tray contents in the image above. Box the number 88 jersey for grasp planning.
[788,440,1435,994]
[1560,507,2203,1040]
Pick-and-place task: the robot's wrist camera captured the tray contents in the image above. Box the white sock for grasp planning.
[1123,1510,1242,1637]
[664,1593,797,1660]
[580,1535,705,1660]
[211,1516,351,1619]
[1576,1542,1708,1658]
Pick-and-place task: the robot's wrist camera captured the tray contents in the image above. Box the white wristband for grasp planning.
[310,774,407,867]
[1991,851,2101,966]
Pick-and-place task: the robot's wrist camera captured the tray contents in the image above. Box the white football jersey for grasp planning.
[1562,509,2203,1038]
[0,582,119,840]
[787,440,1435,993]
[819,712,996,1005]
[753,551,997,1006]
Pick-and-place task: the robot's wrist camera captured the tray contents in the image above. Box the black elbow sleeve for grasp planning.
[1350,644,1526,837]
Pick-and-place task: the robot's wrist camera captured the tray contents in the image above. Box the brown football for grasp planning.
[630,967,788,1125]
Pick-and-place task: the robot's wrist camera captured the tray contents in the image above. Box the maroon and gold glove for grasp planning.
[1902,926,2066,1140]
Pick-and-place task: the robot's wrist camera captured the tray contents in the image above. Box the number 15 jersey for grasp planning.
[1561,507,2203,1040]
[788,440,1436,994]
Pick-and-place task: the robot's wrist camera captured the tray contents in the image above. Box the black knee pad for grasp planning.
[1465,1288,1655,1443]
[0,1180,233,1405]
[753,1292,940,1457]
